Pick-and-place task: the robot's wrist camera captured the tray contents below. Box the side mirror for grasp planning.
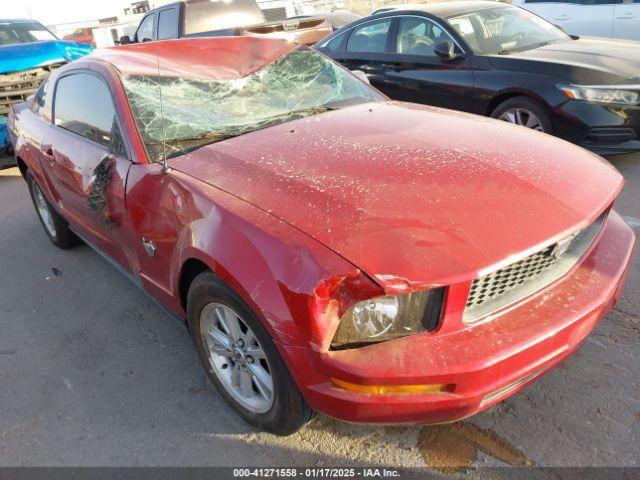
[351,69,370,85]
[434,40,459,61]
[119,35,131,45]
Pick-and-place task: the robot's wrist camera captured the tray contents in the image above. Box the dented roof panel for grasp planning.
[85,37,299,79]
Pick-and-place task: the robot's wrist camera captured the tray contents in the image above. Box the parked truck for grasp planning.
[0,18,92,168]
[120,0,332,47]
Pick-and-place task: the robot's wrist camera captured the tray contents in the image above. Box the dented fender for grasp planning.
[123,164,365,349]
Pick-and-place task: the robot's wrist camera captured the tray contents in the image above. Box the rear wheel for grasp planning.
[26,171,80,249]
[187,271,314,435]
[491,96,553,134]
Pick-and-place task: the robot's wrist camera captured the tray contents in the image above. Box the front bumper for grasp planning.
[286,210,635,424]
[555,100,640,155]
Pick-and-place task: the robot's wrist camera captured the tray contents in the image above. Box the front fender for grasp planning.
[159,170,363,350]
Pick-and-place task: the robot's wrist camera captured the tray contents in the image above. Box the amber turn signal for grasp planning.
[330,378,450,395]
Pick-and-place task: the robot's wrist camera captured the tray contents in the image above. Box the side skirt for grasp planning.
[71,227,187,330]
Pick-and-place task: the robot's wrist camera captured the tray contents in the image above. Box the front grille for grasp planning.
[261,7,287,22]
[0,64,62,117]
[467,245,558,308]
[463,210,608,323]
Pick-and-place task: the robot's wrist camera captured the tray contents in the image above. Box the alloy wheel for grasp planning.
[32,182,56,238]
[200,303,274,414]
[498,108,545,132]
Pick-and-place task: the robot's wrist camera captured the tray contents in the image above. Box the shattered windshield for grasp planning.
[121,47,383,162]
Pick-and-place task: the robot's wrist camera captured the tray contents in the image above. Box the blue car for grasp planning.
[1,18,92,168]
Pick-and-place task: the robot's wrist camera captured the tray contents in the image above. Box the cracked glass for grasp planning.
[120,47,383,163]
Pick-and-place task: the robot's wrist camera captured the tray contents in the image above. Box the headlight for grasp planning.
[331,288,445,348]
[559,85,639,106]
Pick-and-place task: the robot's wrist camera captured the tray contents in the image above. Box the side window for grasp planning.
[346,19,392,53]
[396,17,454,56]
[157,8,178,40]
[539,0,616,3]
[54,73,122,152]
[136,13,155,42]
[322,32,347,52]
[31,80,48,117]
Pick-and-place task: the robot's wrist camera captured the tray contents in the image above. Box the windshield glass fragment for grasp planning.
[121,48,383,162]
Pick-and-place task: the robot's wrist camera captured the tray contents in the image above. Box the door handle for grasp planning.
[554,14,570,20]
[616,13,636,19]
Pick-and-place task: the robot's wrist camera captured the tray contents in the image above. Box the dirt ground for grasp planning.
[0,152,638,474]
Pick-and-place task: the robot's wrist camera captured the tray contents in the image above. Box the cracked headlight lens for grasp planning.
[559,85,639,106]
[331,289,445,347]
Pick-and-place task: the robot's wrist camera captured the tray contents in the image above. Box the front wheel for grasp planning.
[491,96,553,134]
[187,271,314,435]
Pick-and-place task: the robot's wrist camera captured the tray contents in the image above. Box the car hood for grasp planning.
[170,101,622,293]
[489,38,640,83]
[0,40,92,74]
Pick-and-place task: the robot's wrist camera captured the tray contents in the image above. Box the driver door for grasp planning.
[548,0,614,38]
[383,15,474,112]
[135,11,156,42]
[44,71,132,268]
[613,0,640,40]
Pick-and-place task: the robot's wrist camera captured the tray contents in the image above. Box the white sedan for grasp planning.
[513,0,639,41]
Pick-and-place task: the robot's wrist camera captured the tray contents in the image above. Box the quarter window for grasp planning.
[396,17,452,56]
[136,14,155,42]
[54,73,121,151]
[346,19,392,53]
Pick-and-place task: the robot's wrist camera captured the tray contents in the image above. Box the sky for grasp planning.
[2,0,150,26]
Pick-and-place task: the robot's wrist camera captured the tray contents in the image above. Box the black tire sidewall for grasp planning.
[491,97,553,134]
[26,171,80,249]
[187,272,311,435]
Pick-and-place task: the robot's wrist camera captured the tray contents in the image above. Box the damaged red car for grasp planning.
[8,37,635,435]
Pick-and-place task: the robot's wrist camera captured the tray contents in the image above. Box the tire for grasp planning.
[187,271,314,435]
[26,171,80,249]
[491,96,553,134]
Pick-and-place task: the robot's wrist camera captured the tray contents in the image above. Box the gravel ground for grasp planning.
[0,152,638,474]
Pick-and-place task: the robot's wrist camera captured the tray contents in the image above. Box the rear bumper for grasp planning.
[287,210,635,424]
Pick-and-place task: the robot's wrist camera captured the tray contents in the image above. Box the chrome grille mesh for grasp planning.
[466,244,558,309]
[463,211,607,323]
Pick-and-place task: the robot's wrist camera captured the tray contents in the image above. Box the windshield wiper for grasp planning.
[499,39,563,55]
[529,40,561,50]
[260,105,340,123]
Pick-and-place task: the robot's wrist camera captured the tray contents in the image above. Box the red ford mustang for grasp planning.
[8,37,635,435]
